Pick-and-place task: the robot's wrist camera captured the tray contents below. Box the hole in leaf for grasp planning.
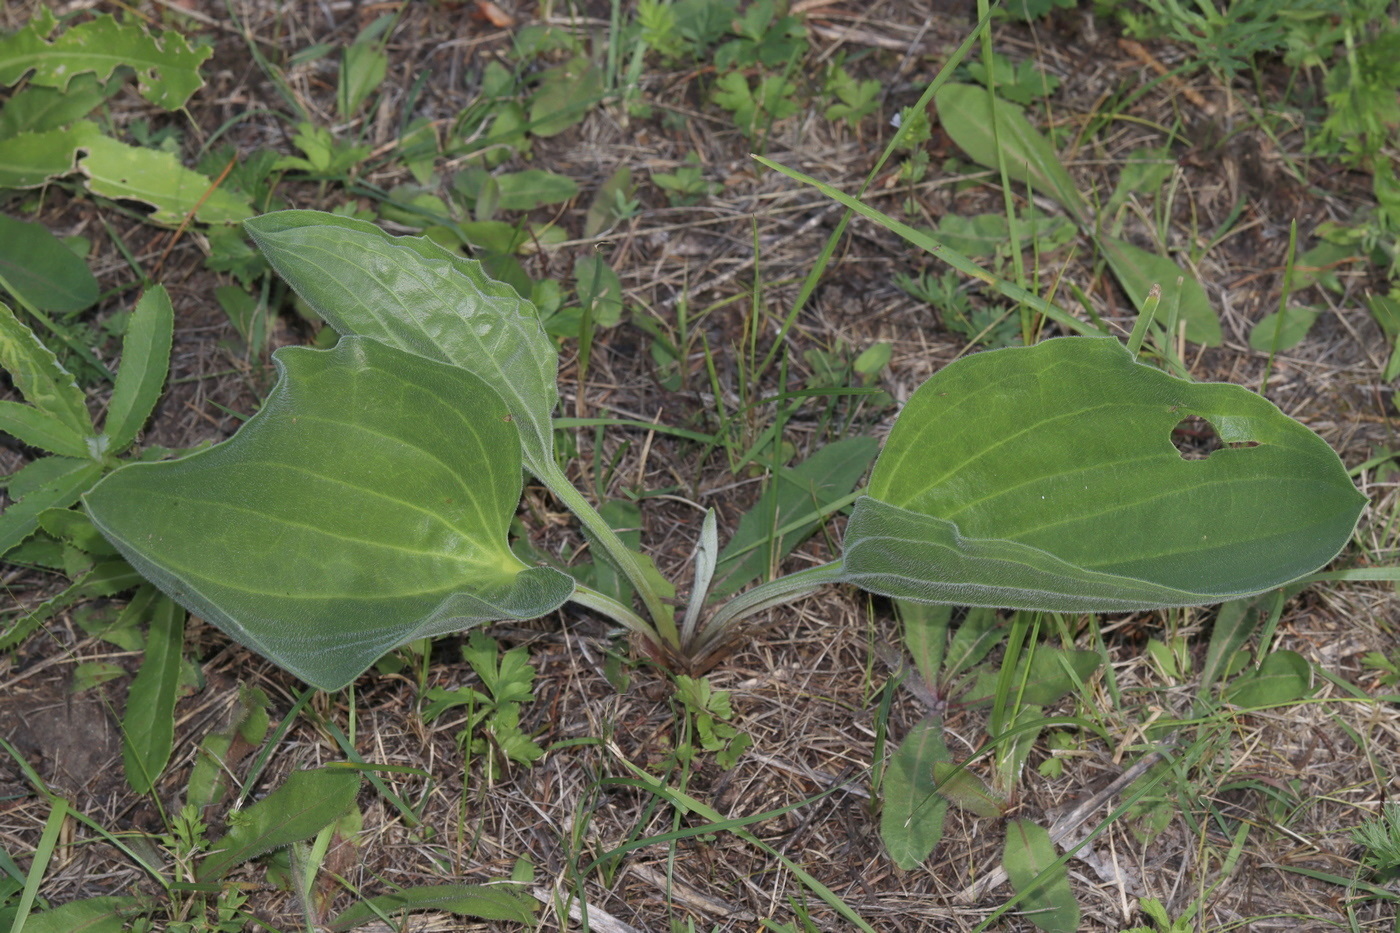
[1171,416,1259,460]
[1172,416,1223,460]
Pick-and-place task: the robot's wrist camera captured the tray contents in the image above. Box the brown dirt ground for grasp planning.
[2,1,1399,931]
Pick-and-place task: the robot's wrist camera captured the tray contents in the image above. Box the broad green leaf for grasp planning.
[932,761,1006,818]
[574,252,624,328]
[529,57,601,137]
[0,402,90,458]
[17,896,151,933]
[0,125,86,188]
[1098,236,1222,347]
[197,767,362,881]
[0,73,115,137]
[0,458,104,557]
[711,436,879,598]
[1003,818,1079,933]
[933,83,1088,224]
[1223,649,1313,707]
[78,129,252,225]
[121,592,184,794]
[585,165,634,237]
[879,715,949,870]
[243,210,560,477]
[1199,592,1275,701]
[104,285,173,453]
[0,301,91,437]
[84,337,574,691]
[841,337,1364,612]
[330,884,536,930]
[493,169,579,211]
[0,213,99,315]
[339,41,388,118]
[0,8,211,109]
[943,606,1005,680]
[1248,306,1320,353]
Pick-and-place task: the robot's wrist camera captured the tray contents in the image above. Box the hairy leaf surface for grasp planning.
[85,337,573,691]
[244,211,559,475]
[842,337,1364,611]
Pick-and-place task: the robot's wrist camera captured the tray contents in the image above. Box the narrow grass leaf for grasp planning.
[1003,818,1079,933]
[244,210,560,477]
[0,301,91,437]
[711,437,878,598]
[933,83,1088,224]
[1097,236,1221,346]
[0,214,98,315]
[329,883,536,930]
[103,285,173,453]
[880,715,950,870]
[121,592,185,794]
[197,767,361,881]
[841,337,1364,611]
[13,896,150,933]
[85,337,573,691]
[1223,649,1313,707]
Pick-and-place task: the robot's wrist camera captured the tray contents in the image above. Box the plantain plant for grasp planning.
[68,209,1365,693]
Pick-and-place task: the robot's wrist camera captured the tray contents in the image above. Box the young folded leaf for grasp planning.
[84,336,574,691]
[841,337,1365,611]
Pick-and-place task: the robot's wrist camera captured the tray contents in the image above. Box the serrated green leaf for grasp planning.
[329,883,536,930]
[1098,236,1222,347]
[1224,649,1313,707]
[121,591,184,794]
[934,83,1088,224]
[197,767,362,881]
[0,402,90,458]
[840,337,1364,612]
[84,337,574,691]
[1004,818,1079,933]
[243,210,560,477]
[104,285,173,453]
[879,715,950,869]
[0,459,103,557]
[0,301,91,437]
[0,8,211,110]
[0,213,99,315]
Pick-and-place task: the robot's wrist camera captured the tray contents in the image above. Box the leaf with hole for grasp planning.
[84,337,574,691]
[243,210,560,478]
[839,337,1364,612]
[0,8,211,110]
